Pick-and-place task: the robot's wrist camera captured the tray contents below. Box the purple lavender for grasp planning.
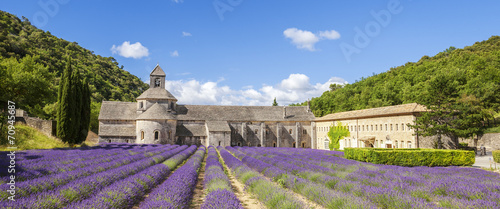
[201,146,243,209]
[139,146,206,209]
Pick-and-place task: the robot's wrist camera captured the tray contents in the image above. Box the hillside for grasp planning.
[0,10,149,132]
[308,36,500,119]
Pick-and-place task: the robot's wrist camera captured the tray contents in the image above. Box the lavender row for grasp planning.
[240,147,500,208]
[139,146,206,209]
[227,146,378,209]
[0,144,169,183]
[1,143,151,167]
[217,147,304,209]
[66,145,199,209]
[262,147,500,206]
[0,145,189,208]
[0,145,178,200]
[200,146,243,209]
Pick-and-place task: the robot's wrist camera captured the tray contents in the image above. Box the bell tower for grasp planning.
[150,64,165,89]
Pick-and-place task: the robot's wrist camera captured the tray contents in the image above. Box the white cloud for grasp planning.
[283,28,341,51]
[164,74,347,106]
[172,0,184,3]
[283,28,319,51]
[182,31,192,37]
[111,41,149,59]
[171,50,179,57]
[319,30,341,40]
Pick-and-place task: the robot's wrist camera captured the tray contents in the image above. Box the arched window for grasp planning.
[395,140,398,148]
[255,129,258,134]
[301,142,305,148]
[154,131,159,141]
[257,144,261,147]
[292,142,296,148]
[396,124,398,131]
[401,123,405,131]
[108,139,111,143]
[219,141,221,146]
[141,131,145,140]
[385,124,388,131]
[273,142,276,147]
[324,138,329,150]
[155,78,161,87]
[375,125,378,131]
[407,141,412,148]
[390,124,393,131]
[237,142,241,146]
[289,129,293,134]
[303,129,307,134]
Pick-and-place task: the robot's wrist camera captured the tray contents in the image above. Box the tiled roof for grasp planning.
[176,124,207,136]
[100,102,315,122]
[206,121,231,132]
[175,105,315,122]
[99,124,136,137]
[98,101,138,120]
[136,88,177,101]
[136,103,176,120]
[315,103,426,121]
[150,64,165,76]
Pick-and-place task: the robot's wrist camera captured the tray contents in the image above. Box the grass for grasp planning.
[0,124,97,151]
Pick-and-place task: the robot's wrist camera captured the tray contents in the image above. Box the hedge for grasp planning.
[493,150,500,163]
[344,148,475,167]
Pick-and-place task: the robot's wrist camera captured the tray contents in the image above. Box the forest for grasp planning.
[0,10,149,133]
[300,36,500,127]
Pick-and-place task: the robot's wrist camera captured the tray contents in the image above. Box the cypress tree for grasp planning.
[70,67,82,146]
[78,77,91,144]
[57,58,73,141]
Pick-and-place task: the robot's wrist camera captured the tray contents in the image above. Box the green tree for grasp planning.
[79,77,91,143]
[327,122,350,150]
[57,58,89,146]
[272,97,278,106]
[57,58,73,142]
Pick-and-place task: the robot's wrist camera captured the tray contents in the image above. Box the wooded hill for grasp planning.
[0,10,149,132]
[306,36,500,121]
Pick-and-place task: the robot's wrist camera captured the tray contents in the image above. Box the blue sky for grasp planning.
[2,1,500,106]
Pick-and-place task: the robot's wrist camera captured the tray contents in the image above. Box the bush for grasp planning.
[493,150,500,163]
[344,148,475,167]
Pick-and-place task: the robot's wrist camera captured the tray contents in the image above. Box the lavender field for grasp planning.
[1,143,499,209]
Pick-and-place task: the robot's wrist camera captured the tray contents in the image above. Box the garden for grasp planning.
[0,143,499,208]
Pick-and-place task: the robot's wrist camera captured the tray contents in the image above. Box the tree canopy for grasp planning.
[309,36,500,119]
[0,10,148,133]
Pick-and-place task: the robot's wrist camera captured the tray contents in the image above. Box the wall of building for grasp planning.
[316,114,418,150]
[208,131,230,147]
[136,120,177,144]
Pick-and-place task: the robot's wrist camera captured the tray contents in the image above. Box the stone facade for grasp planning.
[98,65,316,148]
[315,103,426,150]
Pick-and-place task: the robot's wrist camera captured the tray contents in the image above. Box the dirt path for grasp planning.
[189,154,207,208]
[217,150,266,209]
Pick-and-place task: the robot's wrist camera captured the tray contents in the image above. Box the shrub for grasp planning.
[493,150,500,163]
[344,148,475,167]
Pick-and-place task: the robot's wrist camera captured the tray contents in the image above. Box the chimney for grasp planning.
[283,106,286,119]
[307,100,311,112]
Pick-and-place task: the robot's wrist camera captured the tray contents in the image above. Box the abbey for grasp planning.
[98,65,317,148]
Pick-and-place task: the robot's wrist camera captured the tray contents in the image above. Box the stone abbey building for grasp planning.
[99,65,429,149]
[98,65,317,148]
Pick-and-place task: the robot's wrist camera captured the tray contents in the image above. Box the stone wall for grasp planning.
[15,110,56,137]
[417,133,500,150]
